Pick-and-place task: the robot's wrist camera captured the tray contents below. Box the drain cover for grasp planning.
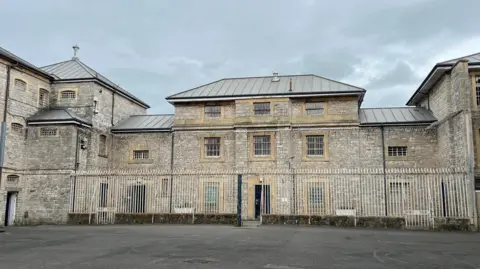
[183,258,218,264]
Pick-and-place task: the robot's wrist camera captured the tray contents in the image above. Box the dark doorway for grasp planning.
[127,184,146,213]
[4,191,18,226]
[254,184,270,219]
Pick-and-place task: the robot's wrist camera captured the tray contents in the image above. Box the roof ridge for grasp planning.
[439,51,480,64]
[75,59,97,77]
[167,78,225,99]
[311,74,365,91]
[40,59,75,69]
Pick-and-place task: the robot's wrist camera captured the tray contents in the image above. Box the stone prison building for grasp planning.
[0,45,479,230]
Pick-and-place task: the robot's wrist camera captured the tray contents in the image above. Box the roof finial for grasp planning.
[72,44,80,60]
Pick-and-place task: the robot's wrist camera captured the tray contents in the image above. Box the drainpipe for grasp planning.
[380,125,388,216]
[169,131,175,213]
[72,128,80,211]
[464,112,477,227]
[0,65,11,187]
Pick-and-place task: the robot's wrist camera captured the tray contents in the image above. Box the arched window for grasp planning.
[60,90,76,100]
[39,88,49,107]
[11,123,23,133]
[14,79,26,91]
[6,175,19,182]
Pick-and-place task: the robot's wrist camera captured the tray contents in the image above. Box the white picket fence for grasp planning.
[70,168,475,229]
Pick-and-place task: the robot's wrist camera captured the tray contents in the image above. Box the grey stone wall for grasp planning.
[111,132,172,169]
[113,93,146,125]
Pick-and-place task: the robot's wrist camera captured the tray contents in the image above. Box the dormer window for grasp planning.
[14,79,26,91]
[60,90,76,100]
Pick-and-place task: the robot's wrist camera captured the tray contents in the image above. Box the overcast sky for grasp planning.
[1,0,479,113]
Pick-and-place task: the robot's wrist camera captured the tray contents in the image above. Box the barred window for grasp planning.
[133,150,149,159]
[39,88,49,107]
[476,76,480,106]
[305,102,324,116]
[204,182,219,213]
[11,123,23,133]
[204,105,221,119]
[306,135,324,156]
[388,146,407,157]
[99,135,107,156]
[40,127,57,137]
[60,90,76,99]
[161,178,169,197]
[204,137,221,157]
[309,186,323,205]
[253,102,270,115]
[389,182,411,216]
[14,79,26,91]
[6,175,19,182]
[253,135,271,156]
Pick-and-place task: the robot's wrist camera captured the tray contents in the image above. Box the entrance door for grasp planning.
[4,192,17,226]
[254,185,270,219]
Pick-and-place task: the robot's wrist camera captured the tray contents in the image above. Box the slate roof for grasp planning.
[111,114,173,132]
[0,47,53,79]
[27,109,91,126]
[167,74,365,100]
[41,59,149,108]
[438,52,480,65]
[359,107,436,126]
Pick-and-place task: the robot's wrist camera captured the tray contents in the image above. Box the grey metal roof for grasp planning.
[167,74,365,100]
[41,59,149,108]
[112,114,173,132]
[0,46,53,79]
[359,107,436,126]
[27,109,91,126]
[439,52,480,65]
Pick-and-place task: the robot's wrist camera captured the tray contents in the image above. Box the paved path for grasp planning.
[0,225,479,268]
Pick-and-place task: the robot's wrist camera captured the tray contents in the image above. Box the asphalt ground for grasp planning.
[0,225,479,269]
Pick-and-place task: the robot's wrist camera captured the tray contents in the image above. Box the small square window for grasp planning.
[205,105,221,119]
[40,127,57,137]
[204,137,221,157]
[306,135,324,156]
[60,90,76,99]
[133,150,149,160]
[14,79,26,91]
[253,102,270,116]
[305,102,324,116]
[388,146,407,157]
[253,135,271,156]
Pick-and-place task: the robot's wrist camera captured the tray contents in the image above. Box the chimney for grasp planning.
[272,72,280,82]
[72,44,80,60]
[289,78,293,91]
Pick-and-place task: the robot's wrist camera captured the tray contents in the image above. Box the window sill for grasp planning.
[250,155,276,162]
[302,156,329,162]
[200,157,225,163]
[128,159,154,164]
[98,154,108,158]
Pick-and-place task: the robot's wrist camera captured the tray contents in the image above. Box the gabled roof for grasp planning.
[359,107,436,126]
[167,74,365,101]
[438,52,480,65]
[406,52,480,106]
[27,108,92,127]
[0,46,54,79]
[111,114,173,133]
[41,59,150,108]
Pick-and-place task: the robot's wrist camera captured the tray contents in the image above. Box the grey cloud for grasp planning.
[365,61,419,90]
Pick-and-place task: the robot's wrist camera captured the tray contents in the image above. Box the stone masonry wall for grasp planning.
[113,94,146,125]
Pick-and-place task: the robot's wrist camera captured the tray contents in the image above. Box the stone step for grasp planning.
[242,220,261,228]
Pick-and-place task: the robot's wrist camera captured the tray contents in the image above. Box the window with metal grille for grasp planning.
[14,79,26,91]
[11,123,23,133]
[253,135,271,156]
[61,90,76,99]
[253,102,270,115]
[388,146,407,157]
[204,183,219,213]
[306,135,324,156]
[476,76,480,106]
[389,182,411,216]
[99,135,107,156]
[305,102,324,115]
[6,175,19,182]
[204,137,221,157]
[99,183,108,207]
[39,88,49,107]
[309,186,323,205]
[40,127,57,137]
[161,178,169,197]
[204,105,221,119]
[133,150,149,159]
